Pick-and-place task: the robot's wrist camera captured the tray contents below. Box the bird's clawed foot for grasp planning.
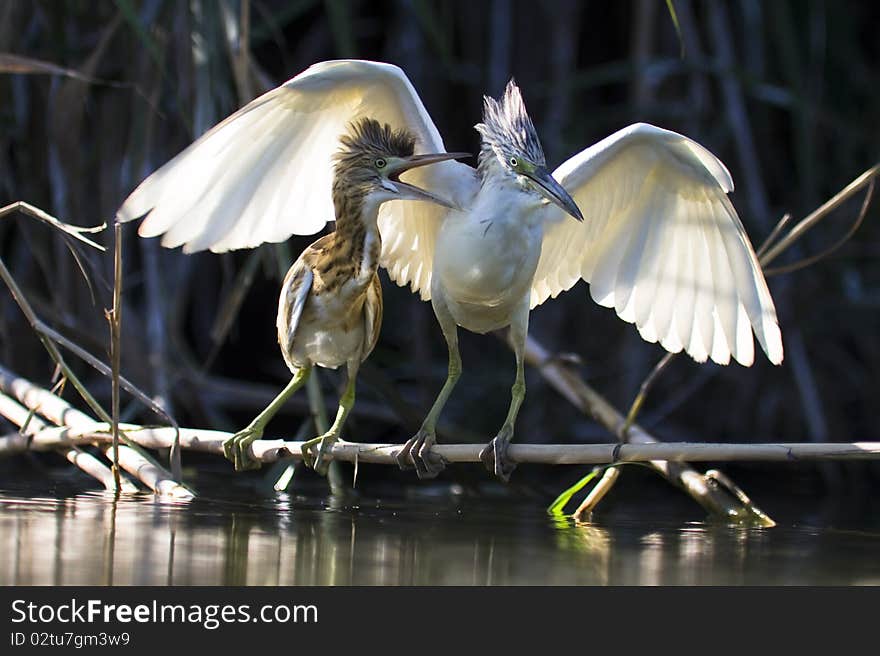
[223,425,264,472]
[480,424,517,482]
[396,429,446,479]
[301,432,340,476]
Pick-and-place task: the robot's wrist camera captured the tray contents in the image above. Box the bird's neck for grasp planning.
[477,143,506,182]
[331,191,382,283]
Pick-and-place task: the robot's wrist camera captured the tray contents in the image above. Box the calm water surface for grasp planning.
[2,475,878,586]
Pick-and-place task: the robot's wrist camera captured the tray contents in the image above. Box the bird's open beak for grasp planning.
[388,152,470,210]
[526,166,584,222]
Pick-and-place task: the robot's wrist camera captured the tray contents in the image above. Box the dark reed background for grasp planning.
[1,0,878,501]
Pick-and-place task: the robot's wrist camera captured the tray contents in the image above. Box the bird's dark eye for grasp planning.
[375,158,387,169]
[509,157,518,167]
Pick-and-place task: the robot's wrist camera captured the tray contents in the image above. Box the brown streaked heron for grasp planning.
[126,116,463,472]
[116,60,783,481]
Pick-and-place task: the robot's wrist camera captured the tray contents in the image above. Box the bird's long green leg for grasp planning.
[503,353,526,427]
[396,297,460,479]
[302,362,357,476]
[418,333,461,435]
[480,299,529,482]
[224,366,311,471]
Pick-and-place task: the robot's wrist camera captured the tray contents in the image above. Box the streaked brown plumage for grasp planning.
[223,118,466,472]
[276,232,382,374]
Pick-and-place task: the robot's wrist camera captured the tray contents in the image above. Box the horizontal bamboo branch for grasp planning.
[2,366,877,480]
[4,420,878,465]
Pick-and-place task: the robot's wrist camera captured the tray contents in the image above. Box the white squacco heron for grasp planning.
[117,60,783,481]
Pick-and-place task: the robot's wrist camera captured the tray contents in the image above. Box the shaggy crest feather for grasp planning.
[475,79,545,174]
[335,117,416,170]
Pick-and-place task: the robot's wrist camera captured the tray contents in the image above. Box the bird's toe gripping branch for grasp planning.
[480,424,517,483]
[301,372,357,477]
[224,370,312,473]
[223,425,264,472]
[301,432,341,476]
[396,429,446,479]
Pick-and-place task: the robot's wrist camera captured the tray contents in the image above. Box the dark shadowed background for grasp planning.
[1,0,878,508]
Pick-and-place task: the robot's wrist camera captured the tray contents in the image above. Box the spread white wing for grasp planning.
[532,123,782,366]
[116,59,473,299]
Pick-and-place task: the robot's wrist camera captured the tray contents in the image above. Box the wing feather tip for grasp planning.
[116,207,141,224]
[137,221,158,239]
[763,335,784,365]
[761,320,784,365]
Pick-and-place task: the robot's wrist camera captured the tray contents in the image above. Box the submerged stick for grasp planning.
[0,388,138,491]
[64,447,139,493]
[102,445,193,500]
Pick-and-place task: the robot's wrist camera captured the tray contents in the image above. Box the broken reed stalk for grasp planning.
[574,465,620,516]
[759,163,879,268]
[0,201,185,492]
[0,201,106,248]
[109,221,122,491]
